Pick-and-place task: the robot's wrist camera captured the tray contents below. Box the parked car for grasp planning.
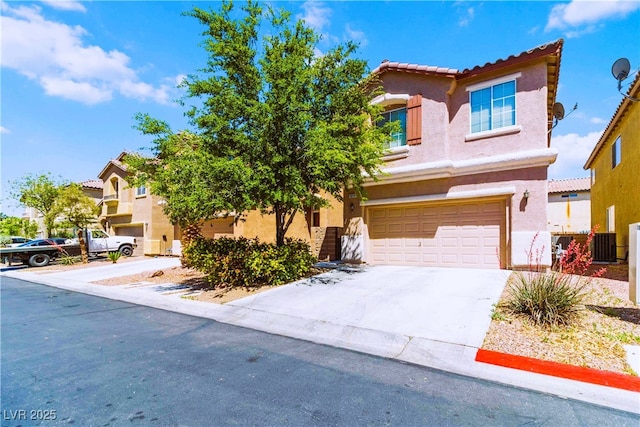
[6,236,31,247]
[17,238,71,247]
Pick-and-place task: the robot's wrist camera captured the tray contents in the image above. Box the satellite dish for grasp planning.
[612,58,630,81]
[552,102,565,121]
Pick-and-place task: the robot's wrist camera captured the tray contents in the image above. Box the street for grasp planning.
[2,277,638,426]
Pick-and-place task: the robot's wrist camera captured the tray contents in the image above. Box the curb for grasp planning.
[476,348,640,393]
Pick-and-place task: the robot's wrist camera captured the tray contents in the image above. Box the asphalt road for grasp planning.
[2,277,638,426]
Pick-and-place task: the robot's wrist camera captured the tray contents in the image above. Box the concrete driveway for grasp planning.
[227,265,510,350]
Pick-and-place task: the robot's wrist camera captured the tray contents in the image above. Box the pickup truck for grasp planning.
[0,229,137,267]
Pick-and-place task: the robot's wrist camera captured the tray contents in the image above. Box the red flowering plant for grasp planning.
[507,226,606,327]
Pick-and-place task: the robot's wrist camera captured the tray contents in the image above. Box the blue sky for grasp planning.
[2,0,639,216]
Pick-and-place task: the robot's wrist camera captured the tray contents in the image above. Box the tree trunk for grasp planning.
[77,228,89,264]
[274,204,296,247]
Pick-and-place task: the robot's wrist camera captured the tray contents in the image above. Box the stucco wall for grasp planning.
[547,191,591,233]
[590,101,640,259]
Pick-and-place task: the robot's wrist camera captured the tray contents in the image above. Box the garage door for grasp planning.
[368,199,505,269]
[115,225,144,256]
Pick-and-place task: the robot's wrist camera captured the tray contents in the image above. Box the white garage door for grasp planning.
[115,225,144,256]
[368,199,505,269]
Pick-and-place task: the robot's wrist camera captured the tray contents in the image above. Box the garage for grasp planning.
[367,199,506,269]
[114,225,144,256]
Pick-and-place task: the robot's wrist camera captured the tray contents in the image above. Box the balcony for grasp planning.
[103,194,119,207]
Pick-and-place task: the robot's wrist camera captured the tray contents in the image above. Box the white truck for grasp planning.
[0,229,138,267]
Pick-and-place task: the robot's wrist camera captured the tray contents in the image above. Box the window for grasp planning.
[312,210,320,227]
[606,205,615,233]
[110,178,119,198]
[470,80,516,133]
[561,193,578,198]
[591,168,596,185]
[378,107,407,148]
[612,136,621,168]
[136,185,147,197]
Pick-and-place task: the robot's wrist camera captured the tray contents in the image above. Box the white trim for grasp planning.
[370,93,410,107]
[363,148,558,186]
[382,146,410,161]
[465,72,522,92]
[465,125,521,142]
[360,186,516,207]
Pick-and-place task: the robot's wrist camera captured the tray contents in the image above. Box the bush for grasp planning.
[507,228,605,327]
[107,251,121,263]
[182,237,317,289]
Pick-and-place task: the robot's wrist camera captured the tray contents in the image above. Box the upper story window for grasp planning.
[591,168,596,185]
[110,178,119,199]
[561,193,578,198]
[470,81,516,133]
[378,107,407,148]
[136,185,147,197]
[466,73,520,135]
[612,136,621,168]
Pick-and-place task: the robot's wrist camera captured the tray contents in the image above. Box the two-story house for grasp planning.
[342,40,564,270]
[584,73,640,262]
[98,152,344,259]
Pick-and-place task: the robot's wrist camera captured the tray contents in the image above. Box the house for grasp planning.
[547,177,591,234]
[342,40,564,270]
[22,179,104,238]
[98,152,344,259]
[583,73,640,261]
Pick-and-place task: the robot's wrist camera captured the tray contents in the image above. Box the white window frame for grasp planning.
[379,106,407,149]
[466,72,521,136]
[612,136,621,168]
[606,205,615,233]
[136,185,147,198]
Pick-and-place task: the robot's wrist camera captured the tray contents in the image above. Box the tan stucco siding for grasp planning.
[547,192,591,233]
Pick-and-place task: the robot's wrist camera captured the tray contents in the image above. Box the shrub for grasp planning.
[107,251,121,263]
[507,228,605,327]
[59,254,81,265]
[183,236,317,289]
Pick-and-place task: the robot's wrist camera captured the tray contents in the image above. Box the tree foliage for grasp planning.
[10,173,67,237]
[126,0,394,245]
[54,184,100,264]
[0,216,38,238]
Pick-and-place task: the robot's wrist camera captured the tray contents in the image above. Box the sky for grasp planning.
[1,0,639,216]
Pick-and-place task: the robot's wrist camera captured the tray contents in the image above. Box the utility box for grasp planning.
[630,223,640,304]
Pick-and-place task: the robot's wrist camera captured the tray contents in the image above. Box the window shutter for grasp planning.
[406,94,422,146]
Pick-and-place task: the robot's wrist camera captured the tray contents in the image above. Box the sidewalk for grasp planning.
[2,258,639,414]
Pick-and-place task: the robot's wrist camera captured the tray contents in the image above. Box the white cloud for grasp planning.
[458,7,475,27]
[548,131,602,179]
[590,116,606,125]
[40,0,86,13]
[345,24,368,47]
[1,3,171,105]
[546,0,640,32]
[298,1,332,32]
[0,126,11,134]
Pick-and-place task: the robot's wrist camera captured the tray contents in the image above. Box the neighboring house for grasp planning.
[98,152,344,259]
[584,73,640,261]
[342,40,564,270]
[547,177,591,234]
[21,179,104,238]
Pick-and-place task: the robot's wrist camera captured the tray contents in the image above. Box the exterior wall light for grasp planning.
[350,202,355,212]
[524,189,530,199]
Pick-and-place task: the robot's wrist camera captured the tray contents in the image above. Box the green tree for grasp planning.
[10,173,67,238]
[55,184,100,263]
[126,0,393,246]
[0,216,38,238]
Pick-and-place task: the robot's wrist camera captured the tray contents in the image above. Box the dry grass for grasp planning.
[483,268,640,376]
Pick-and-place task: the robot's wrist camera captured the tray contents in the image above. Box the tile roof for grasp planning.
[81,179,104,190]
[372,39,563,145]
[548,177,591,194]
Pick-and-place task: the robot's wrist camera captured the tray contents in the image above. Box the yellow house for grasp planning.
[98,152,344,259]
[584,74,640,261]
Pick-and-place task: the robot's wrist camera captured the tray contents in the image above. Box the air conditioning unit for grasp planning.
[592,233,616,262]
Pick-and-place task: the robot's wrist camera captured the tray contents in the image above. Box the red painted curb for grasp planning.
[475,348,640,393]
